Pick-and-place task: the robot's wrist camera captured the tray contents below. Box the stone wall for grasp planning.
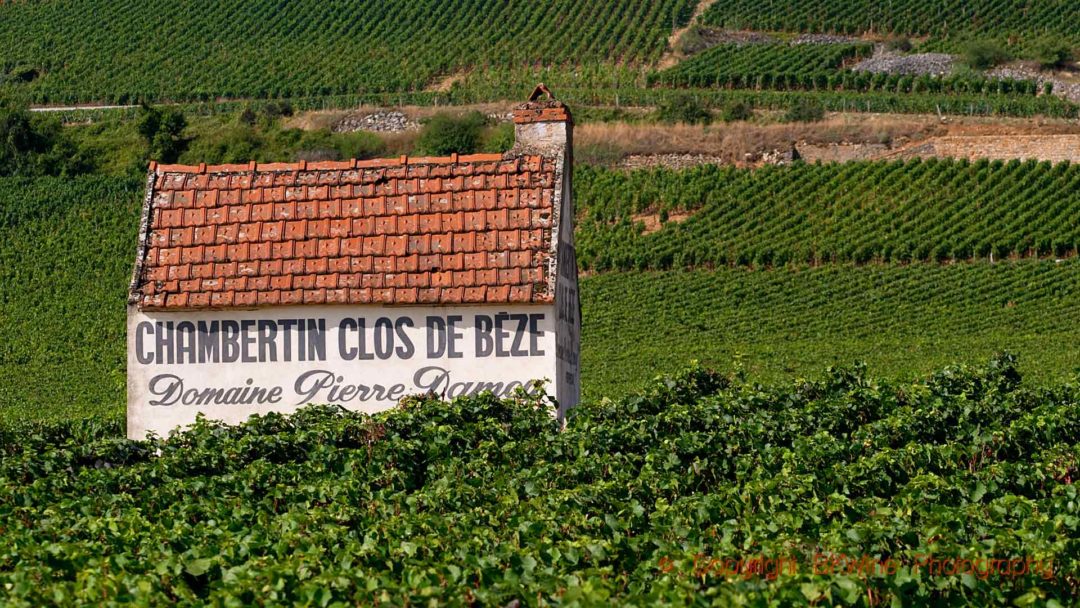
[890,135,1080,163]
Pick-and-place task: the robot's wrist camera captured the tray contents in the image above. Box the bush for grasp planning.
[480,122,515,153]
[720,100,753,122]
[884,36,913,52]
[674,24,710,56]
[262,100,294,119]
[136,104,188,163]
[416,111,488,155]
[237,106,258,126]
[6,65,41,83]
[179,125,385,166]
[657,93,712,125]
[332,131,386,160]
[179,124,262,165]
[962,40,1011,70]
[782,98,825,122]
[1033,37,1074,70]
[0,101,92,176]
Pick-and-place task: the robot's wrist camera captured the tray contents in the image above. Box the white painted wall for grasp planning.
[127,304,557,438]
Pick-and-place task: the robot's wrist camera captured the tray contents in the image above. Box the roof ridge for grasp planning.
[151,152,510,175]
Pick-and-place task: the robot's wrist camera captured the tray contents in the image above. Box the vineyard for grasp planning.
[576,159,1080,271]
[582,262,1080,396]
[700,0,1080,43]
[3,1,1080,604]
[648,43,1042,96]
[2,357,1079,604]
[0,0,1076,121]
[0,177,140,424]
[650,42,869,88]
[0,0,694,104]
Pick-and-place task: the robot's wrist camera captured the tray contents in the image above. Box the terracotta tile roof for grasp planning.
[130,153,560,310]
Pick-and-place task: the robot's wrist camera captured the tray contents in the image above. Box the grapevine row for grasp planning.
[576,159,1080,271]
[583,261,1080,392]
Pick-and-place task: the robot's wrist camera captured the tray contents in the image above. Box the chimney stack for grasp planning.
[512,84,572,157]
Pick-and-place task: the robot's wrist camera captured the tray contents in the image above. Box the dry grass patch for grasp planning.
[631,210,694,234]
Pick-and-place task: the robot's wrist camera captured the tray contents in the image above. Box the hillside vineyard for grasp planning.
[0,0,695,103]
[649,43,1041,96]
[581,261,1080,395]
[701,0,1080,42]
[575,159,1080,271]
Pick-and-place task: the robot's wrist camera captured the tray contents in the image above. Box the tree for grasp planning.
[137,104,188,163]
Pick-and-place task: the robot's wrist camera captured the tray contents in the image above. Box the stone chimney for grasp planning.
[512,84,573,157]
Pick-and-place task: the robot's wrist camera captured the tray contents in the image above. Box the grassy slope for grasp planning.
[4,171,1080,428]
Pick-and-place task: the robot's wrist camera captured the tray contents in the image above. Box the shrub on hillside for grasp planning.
[657,93,712,125]
[287,129,385,163]
[237,105,258,126]
[962,40,1011,69]
[480,122,515,153]
[416,111,488,155]
[783,98,825,122]
[674,24,710,56]
[333,130,387,160]
[180,124,261,165]
[1033,37,1075,70]
[262,100,294,119]
[179,124,385,166]
[884,36,913,52]
[720,100,753,122]
[0,101,91,176]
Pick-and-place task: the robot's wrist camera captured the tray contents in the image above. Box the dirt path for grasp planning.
[30,104,138,112]
[426,71,469,93]
[656,0,720,69]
